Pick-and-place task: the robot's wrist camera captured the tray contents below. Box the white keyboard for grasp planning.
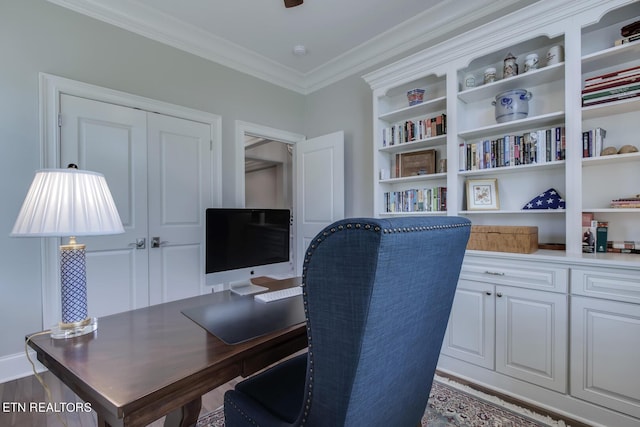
[254,286,303,303]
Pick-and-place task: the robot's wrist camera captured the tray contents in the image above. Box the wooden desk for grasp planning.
[27,277,307,427]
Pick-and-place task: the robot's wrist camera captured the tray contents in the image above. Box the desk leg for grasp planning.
[97,414,112,427]
[163,398,202,427]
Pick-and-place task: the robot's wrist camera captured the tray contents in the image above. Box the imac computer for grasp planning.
[205,208,293,294]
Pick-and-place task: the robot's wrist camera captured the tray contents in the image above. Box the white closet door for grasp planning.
[147,113,212,304]
[295,131,345,274]
[60,94,149,318]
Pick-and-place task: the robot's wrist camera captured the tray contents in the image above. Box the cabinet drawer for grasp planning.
[571,267,640,304]
[461,258,568,293]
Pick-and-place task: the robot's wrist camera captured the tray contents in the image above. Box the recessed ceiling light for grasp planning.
[292,45,307,56]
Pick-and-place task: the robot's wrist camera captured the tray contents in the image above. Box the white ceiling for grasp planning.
[47,0,539,94]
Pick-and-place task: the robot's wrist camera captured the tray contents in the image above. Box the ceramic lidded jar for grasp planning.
[492,89,532,123]
[503,52,518,78]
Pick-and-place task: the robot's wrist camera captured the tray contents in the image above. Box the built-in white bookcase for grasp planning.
[366,0,640,260]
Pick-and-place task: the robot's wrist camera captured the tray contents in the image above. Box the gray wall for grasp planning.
[0,0,307,358]
[0,0,412,364]
[304,75,375,218]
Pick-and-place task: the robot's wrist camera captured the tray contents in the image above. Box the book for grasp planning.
[614,33,640,46]
[621,20,640,37]
[584,64,640,85]
[596,221,608,253]
[611,196,640,208]
[582,73,640,93]
[582,83,640,101]
[582,212,595,253]
[582,90,640,106]
[593,127,606,157]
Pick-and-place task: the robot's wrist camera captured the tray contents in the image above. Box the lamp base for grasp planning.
[50,317,98,339]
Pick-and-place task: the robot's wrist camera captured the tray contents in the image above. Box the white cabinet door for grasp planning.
[441,279,495,369]
[60,94,149,318]
[147,113,212,304]
[495,286,567,393]
[571,296,640,418]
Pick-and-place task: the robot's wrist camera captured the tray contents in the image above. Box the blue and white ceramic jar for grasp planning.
[492,89,532,123]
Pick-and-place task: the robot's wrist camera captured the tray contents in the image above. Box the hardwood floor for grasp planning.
[0,370,238,427]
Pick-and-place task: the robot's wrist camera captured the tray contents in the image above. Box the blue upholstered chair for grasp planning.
[224,216,471,427]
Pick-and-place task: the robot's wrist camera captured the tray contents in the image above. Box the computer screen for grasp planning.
[205,208,291,274]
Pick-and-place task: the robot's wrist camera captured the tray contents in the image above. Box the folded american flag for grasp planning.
[523,188,565,210]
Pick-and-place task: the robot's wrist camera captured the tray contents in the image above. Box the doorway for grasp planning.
[235,122,345,276]
[244,136,293,209]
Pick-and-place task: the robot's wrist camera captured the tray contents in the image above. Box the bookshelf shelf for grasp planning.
[458,63,565,104]
[379,134,446,153]
[378,96,446,123]
[460,209,565,215]
[581,41,640,75]
[584,208,640,213]
[379,172,446,184]
[459,160,565,176]
[581,151,640,166]
[458,111,565,140]
[582,96,640,120]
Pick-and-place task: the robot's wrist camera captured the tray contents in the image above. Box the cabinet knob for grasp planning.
[485,291,492,296]
[496,292,503,297]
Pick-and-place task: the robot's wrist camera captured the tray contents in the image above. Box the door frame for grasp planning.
[39,73,222,327]
[234,121,305,275]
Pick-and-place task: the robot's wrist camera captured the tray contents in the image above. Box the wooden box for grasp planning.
[396,149,436,177]
[467,225,538,254]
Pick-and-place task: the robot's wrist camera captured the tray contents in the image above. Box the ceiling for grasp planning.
[47,0,539,94]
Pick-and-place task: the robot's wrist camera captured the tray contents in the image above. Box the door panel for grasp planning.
[571,296,640,417]
[60,94,149,317]
[442,279,495,369]
[496,286,567,392]
[295,131,344,274]
[147,113,212,304]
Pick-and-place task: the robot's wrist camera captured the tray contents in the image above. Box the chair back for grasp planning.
[298,216,471,427]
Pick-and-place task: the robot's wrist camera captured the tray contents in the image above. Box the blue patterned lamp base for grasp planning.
[52,240,97,339]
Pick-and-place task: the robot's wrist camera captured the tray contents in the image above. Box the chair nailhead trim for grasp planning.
[298,219,469,426]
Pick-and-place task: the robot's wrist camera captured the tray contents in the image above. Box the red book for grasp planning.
[585,64,640,84]
[582,74,640,93]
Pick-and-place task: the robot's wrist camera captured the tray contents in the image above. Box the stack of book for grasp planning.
[614,19,640,46]
[607,241,640,254]
[582,65,640,107]
[611,195,640,208]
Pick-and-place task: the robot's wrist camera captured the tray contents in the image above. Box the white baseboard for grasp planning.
[0,350,46,384]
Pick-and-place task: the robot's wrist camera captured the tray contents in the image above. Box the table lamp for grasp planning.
[11,164,124,338]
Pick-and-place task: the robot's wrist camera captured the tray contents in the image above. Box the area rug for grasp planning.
[197,375,569,427]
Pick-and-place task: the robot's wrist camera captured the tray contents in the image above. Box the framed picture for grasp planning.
[466,178,499,210]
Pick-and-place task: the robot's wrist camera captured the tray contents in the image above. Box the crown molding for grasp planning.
[362,0,628,91]
[47,0,308,93]
[48,0,540,95]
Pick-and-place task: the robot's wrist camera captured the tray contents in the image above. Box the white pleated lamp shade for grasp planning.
[11,168,124,237]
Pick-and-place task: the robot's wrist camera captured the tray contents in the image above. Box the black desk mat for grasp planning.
[182,292,305,344]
